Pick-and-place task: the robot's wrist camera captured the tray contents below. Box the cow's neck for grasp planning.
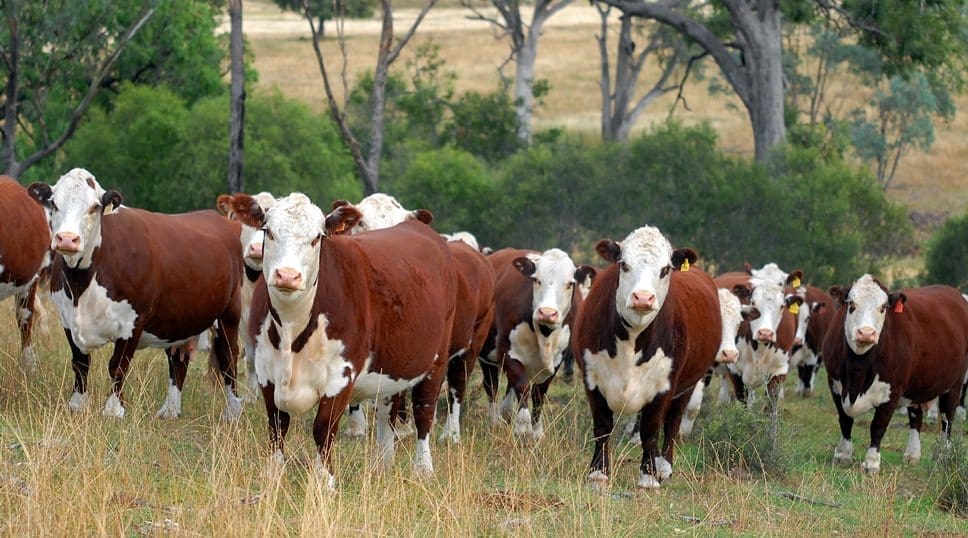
[268,287,317,349]
[244,264,262,283]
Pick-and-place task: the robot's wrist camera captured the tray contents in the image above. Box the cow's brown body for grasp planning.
[0,176,50,368]
[791,285,834,396]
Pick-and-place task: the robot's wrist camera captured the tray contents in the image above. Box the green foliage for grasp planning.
[924,212,968,291]
[61,85,359,212]
[447,91,522,163]
[271,0,374,30]
[696,402,792,478]
[927,434,968,516]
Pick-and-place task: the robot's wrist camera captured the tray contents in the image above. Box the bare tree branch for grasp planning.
[670,51,709,114]
[387,0,438,65]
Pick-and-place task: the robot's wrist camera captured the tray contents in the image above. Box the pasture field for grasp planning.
[1,299,965,536]
[239,0,968,222]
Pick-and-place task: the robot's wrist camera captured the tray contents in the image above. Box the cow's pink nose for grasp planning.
[247,242,263,260]
[631,291,656,310]
[536,307,559,324]
[54,232,81,253]
[273,268,302,290]
[856,327,877,344]
[756,328,775,342]
[719,348,738,363]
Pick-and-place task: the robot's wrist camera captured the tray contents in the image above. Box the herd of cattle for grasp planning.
[1,168,967,490]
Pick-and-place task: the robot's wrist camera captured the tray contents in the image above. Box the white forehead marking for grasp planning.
[266,193,323,238]
[848,274,888,306]
[354,193,412,231]
[750,263,788,286]
[52,167,104,203]
[442,231,480,251]
[718,288,742,325]
[252,192,276,211]
[532,248,577,277]
[620,226,672,265]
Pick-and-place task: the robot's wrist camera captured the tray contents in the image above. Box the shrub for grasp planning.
[696,402,792,478]
[924,212,968,291]
[928,434,968,516]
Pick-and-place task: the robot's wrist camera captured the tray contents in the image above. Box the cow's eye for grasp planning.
[620,261,630,273]
[88,205,98,215]
[878,304,887,313]
[263,228,274,241]
[566,282,574,290]
[847,301,856,314]
[311,234,322,247]
[535,279,542,286]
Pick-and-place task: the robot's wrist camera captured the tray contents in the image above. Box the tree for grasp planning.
[272,0,374,38]
[227,0,245,193]
[462,0,574,143]
[0,1,156,178]
[304,0,436,195]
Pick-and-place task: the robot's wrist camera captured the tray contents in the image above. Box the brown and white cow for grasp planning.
[0,176,51,371]
[479,247,594,440]
[789,285,834,397]
[572,226,720,488]
[231,193,457,487]
[28,168,244,420]
[823,275,968,473]
[327,194,497,444]
[712,264,803,407]
[216,192,277,400]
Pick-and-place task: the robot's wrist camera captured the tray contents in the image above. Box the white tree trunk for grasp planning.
[513,30,539,144]
[746,6,785,162]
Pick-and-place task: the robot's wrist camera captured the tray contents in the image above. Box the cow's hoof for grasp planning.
[68,391,90,412]
[156,405,180,420]
[394,419,415,440]
[903,452,920,464]
[18,347,38,375]
[833,439,853,465]
[437,429,460,444]
[861,449,881,474]
[655,457,672,481]
[101,394,126,418]
[343,412,367,438]
[587,470,609,490]
[637,473,661,489]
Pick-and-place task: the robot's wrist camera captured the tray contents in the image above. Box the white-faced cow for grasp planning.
[231,193,457,487]
[28,168,244,420]
[823,275,968,474]
[0,176,51,371]
[326,195,497,444]
[479,247,594,440]
[216,192,277,400]
[572,226,720,489]
[789,285,834,397]
[712,264,804,407]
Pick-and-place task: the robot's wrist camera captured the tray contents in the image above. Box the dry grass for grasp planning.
[2,296,967,535]
[240,0,967,220]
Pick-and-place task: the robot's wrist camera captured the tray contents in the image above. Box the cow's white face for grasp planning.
[239,192,276,271]
[350,193,413,233]
[514,249,579,328]
[747,280,786,343]
[609,226,675,329]
[40,168,121,270]
[843,274,891,355]
[261,193,325,300]
[717,288,758,363]
[442,231,481,251]
[794,299,811,347]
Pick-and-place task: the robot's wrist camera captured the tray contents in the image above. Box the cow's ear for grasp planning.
[812,301,826,314]
[787,269,804,288]
[743,262,753,275]
[732,284,752,304]
[513,256,537,278]
[230,194,266,228]
[741,305,760,322]
[671,248,698,271]
[829,285,848,305]
[575,265,597,284]
[887,291,907,312]
[325,205,363,236]
[785,294,804,308]
[412,209,434,225]
[100,190,122,216]
[216,194,234,217]
[27,182,53,207]
[331,199,350,210]
[595,239,621,264]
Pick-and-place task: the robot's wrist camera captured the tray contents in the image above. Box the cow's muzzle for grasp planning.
[272,267,303,292]
[535,307,560,325]
[630,291,656,312]
[54,232,81,254]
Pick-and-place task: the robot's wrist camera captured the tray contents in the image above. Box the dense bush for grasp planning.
[696,402,792,478]
[924,212,968,291]
[60,86,360,212]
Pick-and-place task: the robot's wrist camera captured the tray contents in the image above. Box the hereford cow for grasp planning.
[789,285,834,397]
[28,168,244,420]
[216,192,277,400]
[713,264,803,407]
[572,226,721,488]
[230,193,457,486]
[479,248,594,439]
[0,176,51,371]
[823,275,968,473]
[327,194,496,444]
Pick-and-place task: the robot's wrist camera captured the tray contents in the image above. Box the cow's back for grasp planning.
[659,269,722,391]
[804,285,834,351]
[489,248,535,331]
[449,241,496,352]
[0,177,49,289]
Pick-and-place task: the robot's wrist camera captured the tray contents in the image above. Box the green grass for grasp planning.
[1,299,966,535]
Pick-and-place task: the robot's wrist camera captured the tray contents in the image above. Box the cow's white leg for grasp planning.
[956,405,967,422]
[500,391,516,422]
[531,416,545,441]
[413,436,434,477]
[513,407,533,437]
[68,391,90,412]
[637,471,661,489]
[374,398,395,471]
[438,394,461,443]
[489,401,502,425]
[156,382,182,419]
[244,355,261,404]
[861,447,881,474]
[654,457,673,481]
[19,346,37,375]
[717,378,733,404]
[833,437,853,464]
[680,381,705,437]
[394,416,415,440]
[925,399,939,423]
[344,406,366,438]
[222,387,244,422]
[312,453,336,491]
[903,429,921,463]
[795,378,807,397]
[102,393,125,418]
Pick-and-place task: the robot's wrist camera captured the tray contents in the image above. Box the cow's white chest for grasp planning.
[582,341,673,415]
[254,313,353,415]
[508,321,570,384]
[789,346,818,369]
[730,340,789,387]
[52,276,137,354]
[842,375,892,418]
[353,366,427,403]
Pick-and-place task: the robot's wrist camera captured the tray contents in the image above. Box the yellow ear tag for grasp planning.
[789,303,800,315]
[680,259,690,272]
[791,277,801,288]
